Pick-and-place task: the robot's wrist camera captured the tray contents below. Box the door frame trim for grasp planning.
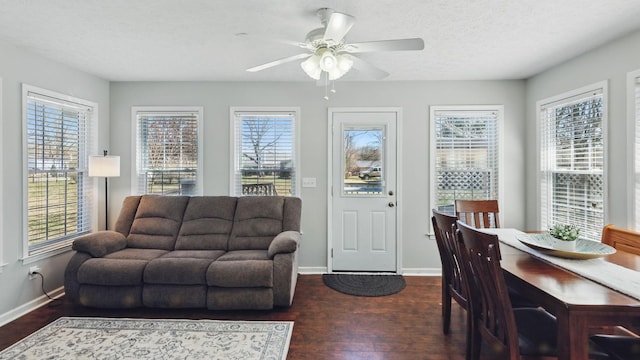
[326,107,403,273]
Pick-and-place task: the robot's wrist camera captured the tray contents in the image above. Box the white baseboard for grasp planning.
[0,286,64,327]
[299,266,442,276]
[401,268,442,276]
[298,266,328,274]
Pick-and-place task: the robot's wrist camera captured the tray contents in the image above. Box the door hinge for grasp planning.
[331,248,333,258]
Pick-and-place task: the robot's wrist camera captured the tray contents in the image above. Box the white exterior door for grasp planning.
[329,109,398,272]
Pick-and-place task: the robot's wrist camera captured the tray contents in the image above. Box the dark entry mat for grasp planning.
[322,274,406,296]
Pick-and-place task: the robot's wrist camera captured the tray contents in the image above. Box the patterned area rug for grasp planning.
[0,317,293,360]
[323,274,406,296]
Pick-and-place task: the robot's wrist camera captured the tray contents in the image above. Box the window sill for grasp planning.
[21,243,73,265]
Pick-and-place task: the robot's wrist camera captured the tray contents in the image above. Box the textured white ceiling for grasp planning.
[1,0,639,81]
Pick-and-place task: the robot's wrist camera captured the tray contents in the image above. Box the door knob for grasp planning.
[388,202,395,207]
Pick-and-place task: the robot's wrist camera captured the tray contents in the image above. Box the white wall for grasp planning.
[525,29,640,229]
[0,38,110,323]
[110,80,527,274]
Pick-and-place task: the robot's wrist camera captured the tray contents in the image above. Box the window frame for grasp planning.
[536,81,608,241]
[229,107,300,197]
[429,105,505,223]
[21,84,98,261]
[131,106,204,196]
[629,69,640,229]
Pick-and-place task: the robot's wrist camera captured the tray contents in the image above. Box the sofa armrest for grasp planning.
[72,230,127,257]
[268,231,301,258]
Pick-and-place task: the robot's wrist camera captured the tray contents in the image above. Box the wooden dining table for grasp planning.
[496,233,640,360]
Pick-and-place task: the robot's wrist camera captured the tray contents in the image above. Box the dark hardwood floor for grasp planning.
[0,275,480,359]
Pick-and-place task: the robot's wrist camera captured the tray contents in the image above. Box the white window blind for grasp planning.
[431,108,501,215]
[134,109,201,195]
[24,86,95,256]
[539,88,605,241]
[232,110,297,196]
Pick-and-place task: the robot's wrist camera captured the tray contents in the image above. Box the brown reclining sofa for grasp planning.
[64,195,301,310]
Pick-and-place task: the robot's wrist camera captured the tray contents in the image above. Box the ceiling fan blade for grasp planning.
[246,53,311,72]
[323,12,355,44]
[345,38,425,53]
[240,33,309,49]
[349,55,389,80]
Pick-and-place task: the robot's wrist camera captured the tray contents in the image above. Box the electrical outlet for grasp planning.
[29,266,41,280]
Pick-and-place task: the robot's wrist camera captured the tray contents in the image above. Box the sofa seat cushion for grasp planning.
[105,248,169,261]
[145,257,216,285]
[78,259,148,286]
[160,250,226,260]
[216,250,270,261]
[207,260,273,287]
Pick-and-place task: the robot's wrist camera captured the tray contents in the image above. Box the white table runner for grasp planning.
[481,228,640,301]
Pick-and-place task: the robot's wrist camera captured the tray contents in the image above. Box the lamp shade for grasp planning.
[88,155,120,177]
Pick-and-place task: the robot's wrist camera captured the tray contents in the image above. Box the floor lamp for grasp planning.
[88,150,120,230]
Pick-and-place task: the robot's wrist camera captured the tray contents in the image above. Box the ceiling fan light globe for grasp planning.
[337,55,354,72]
[319,51,337,71]
[301,55,322,80]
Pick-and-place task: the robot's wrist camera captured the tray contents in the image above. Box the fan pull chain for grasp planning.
[324,72,329,100]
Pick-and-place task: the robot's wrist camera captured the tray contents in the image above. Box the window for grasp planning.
[631,70,640,230]
[538,82,606,241]
[132,107,203,196]
[22,85,97,257]
[430,106,503,216]
[230,108,299,197]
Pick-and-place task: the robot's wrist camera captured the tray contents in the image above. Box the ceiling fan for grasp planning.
[246,8,425,82]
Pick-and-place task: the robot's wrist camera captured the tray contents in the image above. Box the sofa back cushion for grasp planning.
[127,195,189,250]
[229,197,286,250]
[114,196,142,237]
[175,196,237,250]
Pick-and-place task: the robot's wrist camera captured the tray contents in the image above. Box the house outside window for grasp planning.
[132,107,203,196]
[538,82,607,241]
[22,84,97,257]
[230,108,299,197]
[430,106,503,217]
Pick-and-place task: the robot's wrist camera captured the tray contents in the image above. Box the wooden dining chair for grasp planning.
[601,224,640,256]
[456,220,558,360]
[432,210,542,360]
[590,334,640,360]
[455,199,500,228]
[432,210,467,335]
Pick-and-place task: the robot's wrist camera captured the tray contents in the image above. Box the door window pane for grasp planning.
[343,127,384,196]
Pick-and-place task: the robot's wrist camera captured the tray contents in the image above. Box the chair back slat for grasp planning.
[455,199,500,228]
